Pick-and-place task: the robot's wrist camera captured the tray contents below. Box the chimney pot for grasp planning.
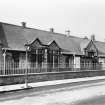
[50,28,54,32]
[21,22,26,28]
[84,36,88,39]
[65,29,70,36]
[91,34,95,41]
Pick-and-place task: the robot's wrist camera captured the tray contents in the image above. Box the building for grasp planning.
[0,22,105,75]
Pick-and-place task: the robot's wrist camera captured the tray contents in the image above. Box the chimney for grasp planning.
[50,28,54,32]
[84,36,88,39]
[91,34,95,41]
[65,29,70,36]
[21,22,26,28]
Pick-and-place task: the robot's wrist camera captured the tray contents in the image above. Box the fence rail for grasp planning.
[0,62,103,75]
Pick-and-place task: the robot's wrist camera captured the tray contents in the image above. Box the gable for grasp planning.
[86,41,97,52]
[48,41,60,50]
[30,38,44,50]
[85,40,98,56]
[88,43,97,52]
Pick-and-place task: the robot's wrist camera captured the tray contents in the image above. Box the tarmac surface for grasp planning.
[0,76,105,92]
[73,95,105,105]
[0,76,105,105]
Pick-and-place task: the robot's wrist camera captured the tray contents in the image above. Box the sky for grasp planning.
[0,0,105,41]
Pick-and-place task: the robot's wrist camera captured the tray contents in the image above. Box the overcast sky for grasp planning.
[0,0,105,41]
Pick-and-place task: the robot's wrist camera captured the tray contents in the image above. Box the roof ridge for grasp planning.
[2,21,105,45]
[94,40,105,44]
[0,21,67,36]
[0,21,87,40]
[0,21,22,27]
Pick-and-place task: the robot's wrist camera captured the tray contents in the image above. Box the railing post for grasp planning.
[25,49,28,88]
[53,50,55,69]
[69,57,71,69]
[58,52,60,72]
[3,50,6,75]
[73,52,76,71]
[24,42,30,88]
[45,49,47,72]
[36,49,38,68]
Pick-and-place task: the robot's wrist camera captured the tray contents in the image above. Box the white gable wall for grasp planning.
[99,58,105,70]
[74,56,80,70]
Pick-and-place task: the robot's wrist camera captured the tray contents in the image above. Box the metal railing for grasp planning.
[0,62,103,75]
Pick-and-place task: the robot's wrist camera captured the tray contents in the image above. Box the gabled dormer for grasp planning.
[30,38,45,50]
[48,40,60,51]
[84,40,98,57]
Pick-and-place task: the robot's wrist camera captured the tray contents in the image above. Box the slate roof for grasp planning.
[2,23,26,51]
[1,22,105,56]
[93,41,105,56]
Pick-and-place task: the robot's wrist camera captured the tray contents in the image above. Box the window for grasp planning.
[47,49,60,68]
[88,51,95,57]
[12,52,19,68]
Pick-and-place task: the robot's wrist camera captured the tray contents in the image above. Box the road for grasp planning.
[72,95,105,105]
[0,78,105,105]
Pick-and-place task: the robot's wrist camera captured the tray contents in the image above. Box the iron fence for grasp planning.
[0,62,103,75]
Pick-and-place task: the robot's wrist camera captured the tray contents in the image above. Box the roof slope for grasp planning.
[1,22,105,56]
[0,22,83,54]
[2,23,27,51]
[94,41,105,56]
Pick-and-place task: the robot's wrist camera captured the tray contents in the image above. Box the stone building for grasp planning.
[0,22,105,72]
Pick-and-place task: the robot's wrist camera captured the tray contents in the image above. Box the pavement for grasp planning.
[0,76,105,92]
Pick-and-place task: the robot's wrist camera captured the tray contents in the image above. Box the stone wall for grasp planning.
[0,70,105,86]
